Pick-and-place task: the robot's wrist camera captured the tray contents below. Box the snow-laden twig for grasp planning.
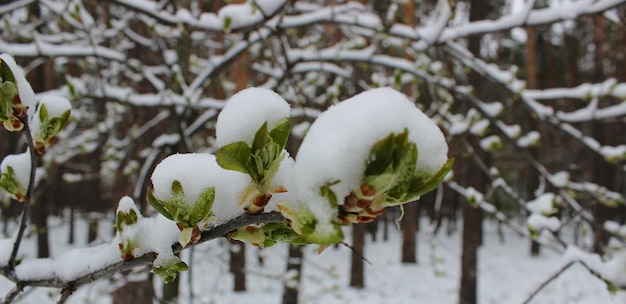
[521,259,605,304]
[4,212,284,294]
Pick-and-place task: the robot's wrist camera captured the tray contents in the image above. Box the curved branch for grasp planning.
[7,212,285,292]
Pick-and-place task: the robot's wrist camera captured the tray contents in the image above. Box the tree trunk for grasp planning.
[525,26,541,257]
[401,201,419,264]
[281,245,303,304]
[112,276,155,304]
[230,240,247,291]
[349,224,365,288]
[459,1,491,303]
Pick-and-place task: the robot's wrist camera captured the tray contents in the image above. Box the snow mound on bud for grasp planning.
[294,87,448,208]
[117,195,141,214]
[30,95,71,132]
[1,149,31,190]
[216,87,290,147]
[0,54,35,118]
[150,153,252,222]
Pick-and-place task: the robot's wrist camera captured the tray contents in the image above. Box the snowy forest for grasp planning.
[1,0,626,303]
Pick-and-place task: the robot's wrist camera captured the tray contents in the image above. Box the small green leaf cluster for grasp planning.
[338,129,454,224]
[147,180,215,247]
[153,257,189,284]
[216,118,290,214]
[0,60,26,131]
[229,222,307,248]
[115,203,142,261]
[0,166,27,203]
[33,103,71,154]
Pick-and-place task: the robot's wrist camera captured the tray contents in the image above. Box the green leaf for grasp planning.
[147,188,174,221]
[0,165,27,202]
[407,158,454,199]
[115,211,126,232]
[39,103,49,122]
[0,59,16,83]
[269,118,291,150]
[365,132,397,176]
[216,141,252,175]
[320,181,339,208]
[171,180,184,195]
[252,122,269,155]
[153,259,188,284]
[189,187,215,225]
[387,143,418,202]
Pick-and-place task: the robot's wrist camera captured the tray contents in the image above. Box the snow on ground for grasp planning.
[1,214,624,304]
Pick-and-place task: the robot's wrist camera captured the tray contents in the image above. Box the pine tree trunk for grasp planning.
[112,276,155,304]
[230,240,247,291]
[281,245,303,304]
[401,202,419,264]
[459,1,491,303]
[349,224,365,288]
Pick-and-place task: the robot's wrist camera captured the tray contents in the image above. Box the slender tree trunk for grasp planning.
[230,240,247,291]
[112,277,155,304]
[524,26,541,257]
[349,224,365,288]
[401,201,419,264]
[281,245,303,304]
[459,1,492,303]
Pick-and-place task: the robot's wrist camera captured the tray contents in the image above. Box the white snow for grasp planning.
[295,87,448,201]
[527,213,561,232]
[218,2,263,31]
[0,149,32,192]
[293,88,448,236]
[215,87,291,147]
[0,239,12,266]
[29,95,71,138]
[150,153,252,222]
[517,130,540,147]
[0,53,36,119]
[602,251,626,287]
[527,193,558,215]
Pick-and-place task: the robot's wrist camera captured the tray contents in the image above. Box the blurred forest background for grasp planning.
[1,0,626,303]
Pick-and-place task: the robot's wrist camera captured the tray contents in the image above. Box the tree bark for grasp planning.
[459,1,492,303]
[349,224,366,288]
[401,201,419,264]
[112,277,155,304]
[230,240,247,291]
[281,245,303,304]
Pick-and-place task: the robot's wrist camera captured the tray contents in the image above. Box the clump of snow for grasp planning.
[549,171,569,188]
[29,95,71,136]
[470,119,490,136]
[0,238,13,266]
[218,2,263,31]
[0,53,36,118]
[601,145,626,161]
[604,220,621,234]
[293,87,448,233]
[602,251,626,287]
[1,149,32,191]
[255,0,286,15]
[15,243,122,281]
[526,193,558,215]
[150,153,252,222]
[215,88,290,147]
[527,213,560,232]
[479,135,501,151]
[517,130,540,147]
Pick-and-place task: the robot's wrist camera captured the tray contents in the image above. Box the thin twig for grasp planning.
[521,260,606,304]
[340,242,373,266]
[7,212,286,291]
[8,118,39,270]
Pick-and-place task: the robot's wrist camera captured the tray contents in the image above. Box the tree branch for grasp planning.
[5,212,285,292]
